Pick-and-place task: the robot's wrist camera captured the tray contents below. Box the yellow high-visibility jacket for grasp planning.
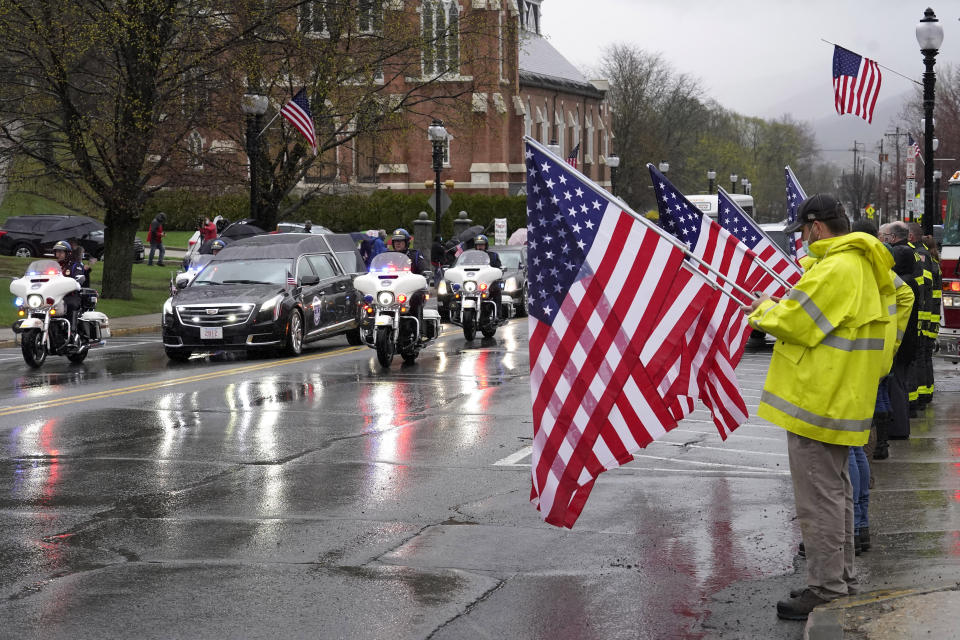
[748,232,907,446]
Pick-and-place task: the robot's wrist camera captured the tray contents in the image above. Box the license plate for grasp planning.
[200,326,223,340]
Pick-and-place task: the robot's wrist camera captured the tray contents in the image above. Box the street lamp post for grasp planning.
[741,177,749,196]
[707,170,716,194]
[606,154,620,196]
[730,173,738,194]
[658,160,670,174]
[241,92,269,222]
[917,7,944,236]
[427,119,448,233]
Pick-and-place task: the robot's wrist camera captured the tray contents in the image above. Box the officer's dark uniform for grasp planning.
[887,241,920,440]
[55,245,86,339]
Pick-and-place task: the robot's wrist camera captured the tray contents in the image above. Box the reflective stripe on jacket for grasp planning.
[748,232,900,446]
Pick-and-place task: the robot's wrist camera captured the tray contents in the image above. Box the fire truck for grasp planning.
[937,170,960,362]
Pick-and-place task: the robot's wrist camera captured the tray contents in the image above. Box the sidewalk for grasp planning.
[806,584,960,639]
[0,313,160,348]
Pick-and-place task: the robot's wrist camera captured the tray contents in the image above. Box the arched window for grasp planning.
[422,1,460,76]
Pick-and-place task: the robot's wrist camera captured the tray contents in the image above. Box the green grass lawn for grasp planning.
[1,255,172,326]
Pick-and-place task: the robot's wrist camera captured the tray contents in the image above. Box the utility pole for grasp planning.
[850,141,864,217]
[878,138,885,225]
[885,127,910,220]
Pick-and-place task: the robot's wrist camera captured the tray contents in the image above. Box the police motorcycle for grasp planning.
[10,259,110,367]
[353,252,440,367]
[443,249,516,340]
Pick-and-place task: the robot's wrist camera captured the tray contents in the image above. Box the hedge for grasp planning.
[143,190,527,240]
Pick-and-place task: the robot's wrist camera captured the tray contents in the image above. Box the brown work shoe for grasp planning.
[790,585,857,598]
[777,588,830,621]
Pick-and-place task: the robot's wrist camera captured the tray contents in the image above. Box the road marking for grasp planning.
[0,340,157,363]
[493,445,532,466]
[494,446,788,475]
[0,345,364,416]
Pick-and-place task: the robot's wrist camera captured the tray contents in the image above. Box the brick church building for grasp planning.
[312,0,615,197]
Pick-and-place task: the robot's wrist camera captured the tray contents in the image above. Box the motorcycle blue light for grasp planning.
[13,297,23,306]
[452,283,461,291]
[364,294,374,303]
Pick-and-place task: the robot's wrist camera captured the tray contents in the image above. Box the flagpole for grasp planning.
[821,39,921,86]
[715,187,795,289]
[525,137,761,301]
[258,111,281,138]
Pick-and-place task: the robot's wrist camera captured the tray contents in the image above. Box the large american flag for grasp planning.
[718,188,802,288]
[650,164,774,438]
[281,88,318,155]
[525,139,716,528]
[785,166,808,263]
[832,45,882,124]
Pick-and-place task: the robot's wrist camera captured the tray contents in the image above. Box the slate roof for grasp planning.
[519,35,604,98]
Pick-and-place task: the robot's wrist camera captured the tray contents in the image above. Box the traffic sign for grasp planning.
[865,204,875,218]
[427,190,452,216]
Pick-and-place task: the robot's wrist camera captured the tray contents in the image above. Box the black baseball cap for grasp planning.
[785,194,844,233]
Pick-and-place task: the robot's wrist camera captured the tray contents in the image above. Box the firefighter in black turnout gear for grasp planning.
[906,223,935,410]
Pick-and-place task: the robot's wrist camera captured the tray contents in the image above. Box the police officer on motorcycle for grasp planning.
[390,228,430,275]
[473,234,506,318]
[390,228,430,329]
[53,240,85,342]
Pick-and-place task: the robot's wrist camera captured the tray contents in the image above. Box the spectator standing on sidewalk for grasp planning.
[883,222,921,439]
[148,212,166,266]
[745,194,906,621]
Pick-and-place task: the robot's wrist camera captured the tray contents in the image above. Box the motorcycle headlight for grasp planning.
[504,277,518,292]
[464,281,477,293]
[437,280,447,295]
[27,294,43,309]
[377,291,395,306]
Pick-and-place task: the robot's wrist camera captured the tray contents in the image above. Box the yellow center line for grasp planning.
[0,345,364,417]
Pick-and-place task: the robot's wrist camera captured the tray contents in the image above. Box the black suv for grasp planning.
[0,215,144,261]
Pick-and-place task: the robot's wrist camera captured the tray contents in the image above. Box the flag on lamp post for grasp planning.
[281,88,318,155]
[832,45,882,124]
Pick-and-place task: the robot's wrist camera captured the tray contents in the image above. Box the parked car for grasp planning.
[276,222,333,235]
[162,233,365,361]
[436,244,528,321]
[0,214,143,261]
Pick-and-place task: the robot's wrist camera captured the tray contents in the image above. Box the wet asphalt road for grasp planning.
[0,324,958,639]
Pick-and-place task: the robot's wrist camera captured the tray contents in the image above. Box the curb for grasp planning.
[805,583,960,640]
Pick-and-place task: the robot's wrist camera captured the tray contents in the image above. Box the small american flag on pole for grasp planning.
[908,133,922,160]
[281,88,318,155]
[525,138,716,527]
[286,271,296,287]
[785,166,808,263]
[565,142,580,169]
[833,45,882,124]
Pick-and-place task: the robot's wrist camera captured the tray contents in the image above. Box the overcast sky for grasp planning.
[541,1,960,124]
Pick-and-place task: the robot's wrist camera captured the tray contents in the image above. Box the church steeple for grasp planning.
[519,0,541,35]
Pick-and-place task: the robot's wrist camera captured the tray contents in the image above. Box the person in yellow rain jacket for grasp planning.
[744,194,910,621]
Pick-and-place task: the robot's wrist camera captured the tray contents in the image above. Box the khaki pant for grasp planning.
[787,431,856,598]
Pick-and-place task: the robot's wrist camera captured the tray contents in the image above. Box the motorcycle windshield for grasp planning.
[25,260,62,277]
[455,250,490,267]
[369,252,412,273]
